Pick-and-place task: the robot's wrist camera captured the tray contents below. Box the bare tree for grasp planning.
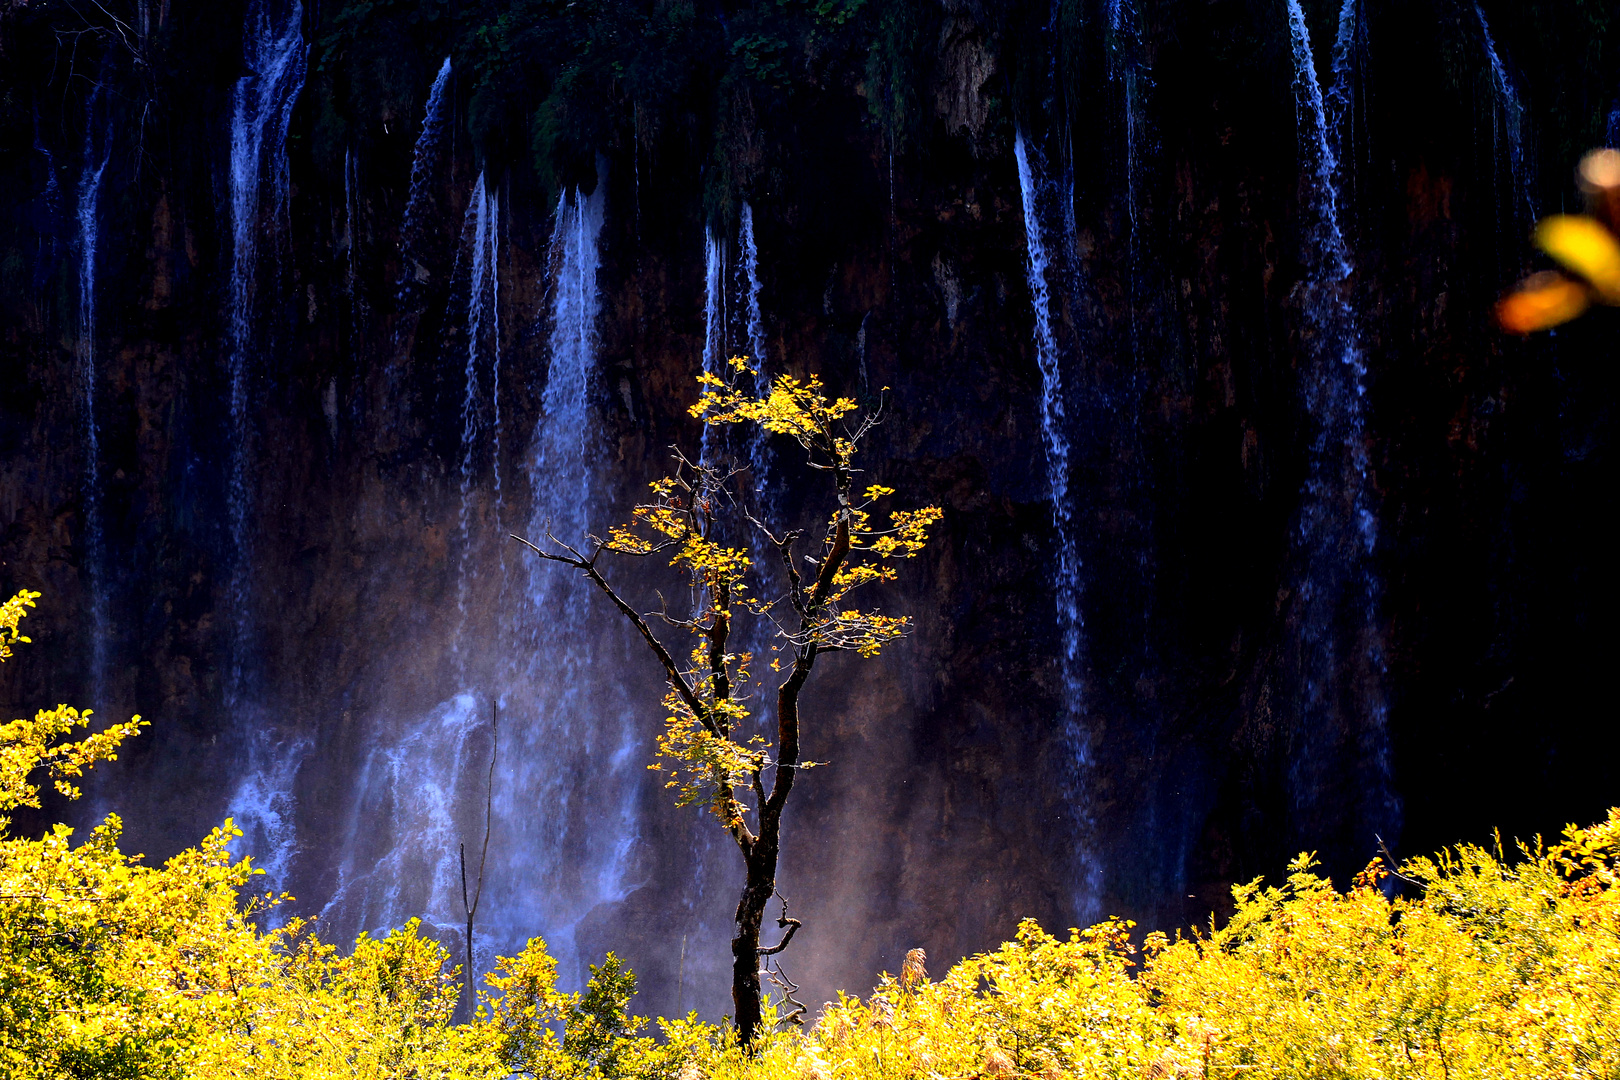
[457,701,497,1022]
[514,361,940,1047]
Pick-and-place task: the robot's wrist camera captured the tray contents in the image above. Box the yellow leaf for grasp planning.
[1496,271,1592,334]
[1534,215,1620,303]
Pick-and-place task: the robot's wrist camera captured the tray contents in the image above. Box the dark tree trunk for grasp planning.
[731,852,776,1046]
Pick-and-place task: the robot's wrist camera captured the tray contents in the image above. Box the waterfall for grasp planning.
[1283,0,1397,852]
[456,172,500,657]
[496,177,640,978]
[343,144,367,361]
[323,180,635,990]
[1108,0,1143,365]
[324,694,492,950]
[399,57,454,302]
[76,93,113,709]
[1474,4,1535,240]
[737,202,772,498]
[700,226,725,463]
[223,0,307,889]
[739,202,767,372]
[1104,0,1164,667]
[226,0,306,695]
[1014,128,1101,922]
[1325,0,1365,168]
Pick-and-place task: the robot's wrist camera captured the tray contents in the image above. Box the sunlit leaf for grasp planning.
[1534,214,1620,303]
[1496,271,1592,334]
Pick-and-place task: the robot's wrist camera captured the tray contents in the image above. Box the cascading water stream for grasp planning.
[344,146,360,333]
[76,92,113,710]
[399,57,453,302]
[223,0,308,892]
[325,180,638,992]
[456,171,500,660]
[1325,0,1367,194]
[495,178,641,978]
[1283,0,1397,850]
[226,0,306,694]
[1103,0,1164,669]
[738,203,767,376]
[1108,0,1143,365]
[700,226,726,464]
[1014,128,1101,923]
[737,201,772,502]
[1474,4,1535,245]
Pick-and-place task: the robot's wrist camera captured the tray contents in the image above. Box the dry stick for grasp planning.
[758,892,807,1027]
[459,701,498,1013]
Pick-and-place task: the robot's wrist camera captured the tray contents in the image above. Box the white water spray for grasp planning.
[1325,0,1365,173]
[76,94,113,708]
[456,172,500,657]
[1475,4,1535,239]
[700,225,726,463]
[399,57,453,300]
[1014,128,1101,922]
[226,0,306,693]
[325,180,639,990]
[1284,0,1397,848]
[224,0,307,888]
[737,202,772,497]
[739,202,767,373]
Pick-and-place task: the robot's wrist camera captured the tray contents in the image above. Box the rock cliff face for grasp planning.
[2,0,1619,1018]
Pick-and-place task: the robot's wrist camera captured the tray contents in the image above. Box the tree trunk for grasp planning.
[731,849,777,1047]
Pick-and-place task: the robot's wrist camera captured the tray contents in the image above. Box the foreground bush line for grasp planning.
[5,804,1617,1078]
[6,594,1620,1077]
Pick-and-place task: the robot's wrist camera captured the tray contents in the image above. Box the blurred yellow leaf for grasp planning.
[1535,214,1620,303]
[1496,271,1593,334]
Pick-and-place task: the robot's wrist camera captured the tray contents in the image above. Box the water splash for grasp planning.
[497,178,640,979]
[1108,0,1144,363]
[1283,0,1398,853]
[343,145,366,356]
[226,0,306,697]
[700,225,726,463]
[1014,127,1101,923]
[224,0,307,881]
[739,202,768,375]
[738,203,771,495]
[227,733,309,901]
[76,91,113,709]
[322,695,491,948]
[1325,0,1366,178]
[1475,4,1535,241]
[324,180,639,990]
[399,57,453,303]
[456,172,500,658]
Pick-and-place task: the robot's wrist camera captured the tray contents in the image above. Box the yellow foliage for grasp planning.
[724,815,1620,1080]
[1496,148,1620,332]
[0,588,37,662]
[1535,213,1620,303]
[595,360,940,832]
[10,716,1613,1080]
[1496,270,1593,334]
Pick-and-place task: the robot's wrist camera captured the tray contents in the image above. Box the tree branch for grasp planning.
[511,533,719,740]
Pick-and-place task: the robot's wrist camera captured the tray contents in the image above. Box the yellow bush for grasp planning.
[5,587,1619,1078]
[739,819,1620,1080]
